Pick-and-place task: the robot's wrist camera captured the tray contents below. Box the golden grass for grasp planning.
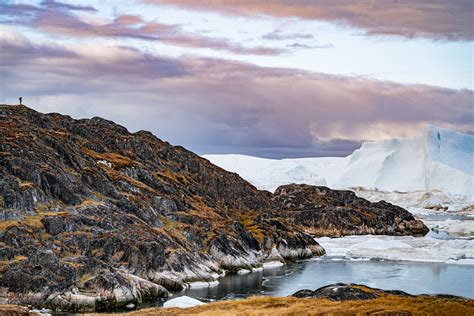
[63,261,83,268]
[111,251,124,261]
[79,273,94,287]
[79,199,104,208]
[239,211,265,243]
[96,295,474,316]
[154,169,189,185]
[82,147,133,169]
[18,181,34,190]
[100,166,157,194]
[0,256,28,273]
[45,129,70,138]
[0,304,29,316]
[0,220,19,230]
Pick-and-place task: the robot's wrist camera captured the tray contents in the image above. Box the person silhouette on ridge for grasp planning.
[19,97,22,105]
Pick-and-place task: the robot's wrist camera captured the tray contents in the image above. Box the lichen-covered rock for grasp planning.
[292,283,402,300]
[0,105,427,312]
[273,185,429,237]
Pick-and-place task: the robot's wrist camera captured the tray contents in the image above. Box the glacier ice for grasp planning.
[204,125,473,196]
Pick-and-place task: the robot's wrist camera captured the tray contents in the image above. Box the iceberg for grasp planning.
[204,125,474,196]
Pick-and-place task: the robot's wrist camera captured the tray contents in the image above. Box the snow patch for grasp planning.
[96,160,112,168]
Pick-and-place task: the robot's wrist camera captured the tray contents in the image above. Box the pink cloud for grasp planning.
[144,0,473,41]
[0,3,285,56]
[1,35,472,158]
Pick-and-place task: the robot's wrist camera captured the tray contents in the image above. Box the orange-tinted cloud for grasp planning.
[145,0,473,40]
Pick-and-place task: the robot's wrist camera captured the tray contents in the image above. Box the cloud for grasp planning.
[0,2,285,56]
[40,1,97,12]
[286,43,334,49]
[144,0,474,41]
[262,30,313,40]
[1,33,472,158]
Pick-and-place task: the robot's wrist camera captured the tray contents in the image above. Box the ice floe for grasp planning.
[316,235,474,265]
[263,261,285,269]
[187,281,219,288]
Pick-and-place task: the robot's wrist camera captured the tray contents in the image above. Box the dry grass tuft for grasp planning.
[239,211,265,243]
[96,295,474,316]
[82,147,133,169]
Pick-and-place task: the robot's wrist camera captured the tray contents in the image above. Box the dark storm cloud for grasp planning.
[145,0,474,41]
[1,36,472,158]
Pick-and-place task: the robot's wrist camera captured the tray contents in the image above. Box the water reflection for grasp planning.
[138,258,473,310]
[179,258,473,302]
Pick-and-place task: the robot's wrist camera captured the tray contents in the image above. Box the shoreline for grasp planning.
[103,295,474,316]
[4,283,473,315]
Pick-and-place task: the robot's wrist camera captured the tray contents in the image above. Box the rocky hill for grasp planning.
[0,105,427,312]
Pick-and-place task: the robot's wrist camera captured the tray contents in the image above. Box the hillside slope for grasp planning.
[0,105,426,312]
[205,125,474,195]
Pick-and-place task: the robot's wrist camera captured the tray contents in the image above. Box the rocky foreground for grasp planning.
[98,284,474,315]
[0,105,427,312]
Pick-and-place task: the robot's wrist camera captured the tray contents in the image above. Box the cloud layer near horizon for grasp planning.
[1,32,472,158]
[145,0,473,41]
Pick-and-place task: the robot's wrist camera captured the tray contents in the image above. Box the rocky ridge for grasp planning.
[0,105,427,312]
[291,283,468,301]
[274,185,428,237]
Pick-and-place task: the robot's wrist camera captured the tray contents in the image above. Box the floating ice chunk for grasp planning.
[430,219,474,237]
[163,296,204,308]
[263,261,285,269]
[188,281,219,288]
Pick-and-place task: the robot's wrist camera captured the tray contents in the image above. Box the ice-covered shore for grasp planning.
[316,235,473,265]
[315,188,474,265]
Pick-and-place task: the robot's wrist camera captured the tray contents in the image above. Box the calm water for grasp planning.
[137,258,473,309]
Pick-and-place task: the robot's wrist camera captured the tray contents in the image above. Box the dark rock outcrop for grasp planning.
[293,283,411,300]
[273,185,428,237]
[0,105,427,312]
[291,283,469,302]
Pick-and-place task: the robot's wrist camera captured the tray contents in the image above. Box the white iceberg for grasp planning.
[204,125,474,196]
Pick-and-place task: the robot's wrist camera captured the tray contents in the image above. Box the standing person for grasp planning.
[19,97,22,105]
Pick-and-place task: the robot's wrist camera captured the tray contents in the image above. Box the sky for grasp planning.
[0,0,473,158]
